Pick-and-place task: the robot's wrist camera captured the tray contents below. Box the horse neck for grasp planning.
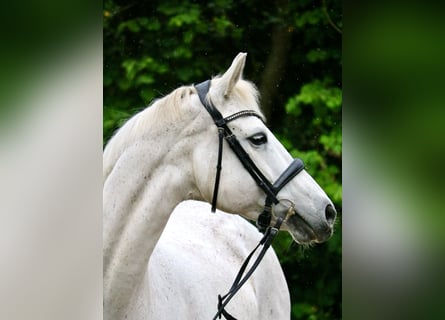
[103,111,201,319]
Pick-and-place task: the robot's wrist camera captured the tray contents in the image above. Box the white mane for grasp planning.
[103,86,193,181]
[103,78,263,182]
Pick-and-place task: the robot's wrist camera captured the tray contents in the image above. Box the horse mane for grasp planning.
[103,78,263,181]
[103,85,192,181]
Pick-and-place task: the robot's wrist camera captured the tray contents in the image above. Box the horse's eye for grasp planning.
[248,133,267,146]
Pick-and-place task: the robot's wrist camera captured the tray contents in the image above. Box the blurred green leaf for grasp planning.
[306,49,328,63]
[295,9,324,28]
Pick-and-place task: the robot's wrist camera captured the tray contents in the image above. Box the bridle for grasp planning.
[195,80,305,319]
[195,80,305,231]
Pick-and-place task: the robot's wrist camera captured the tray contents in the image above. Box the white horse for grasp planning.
[103,53,336,319]
[146,200,290,319]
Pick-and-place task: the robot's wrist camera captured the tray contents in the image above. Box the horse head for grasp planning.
[190,53,336,244]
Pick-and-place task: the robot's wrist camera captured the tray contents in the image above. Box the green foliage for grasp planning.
[104,0,341,318]
[295,9,324,28]
[285,78,342,207]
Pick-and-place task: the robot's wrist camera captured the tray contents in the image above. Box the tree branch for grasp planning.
[259,25,292,124]
[322,0,342,35]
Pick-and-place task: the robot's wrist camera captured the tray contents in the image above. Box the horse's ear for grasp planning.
[219,52,247,98]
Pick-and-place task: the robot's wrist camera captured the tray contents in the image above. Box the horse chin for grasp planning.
[284,214,324,245]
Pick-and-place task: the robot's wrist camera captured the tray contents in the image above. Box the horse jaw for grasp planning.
[277,169,336,244]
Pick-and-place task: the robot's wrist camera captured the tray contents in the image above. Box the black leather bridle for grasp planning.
[195,79,305,320]
[195,80,305,231]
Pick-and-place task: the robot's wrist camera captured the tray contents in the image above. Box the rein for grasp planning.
[213,203,296,320]
[195,80,304,319]
[214,217,283,320]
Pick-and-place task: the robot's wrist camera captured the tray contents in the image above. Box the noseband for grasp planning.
[195,80,304,231]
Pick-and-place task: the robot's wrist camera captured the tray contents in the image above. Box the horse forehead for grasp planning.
[231,95,261,113]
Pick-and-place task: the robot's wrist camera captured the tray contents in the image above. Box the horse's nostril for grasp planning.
[325,204,337,225]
